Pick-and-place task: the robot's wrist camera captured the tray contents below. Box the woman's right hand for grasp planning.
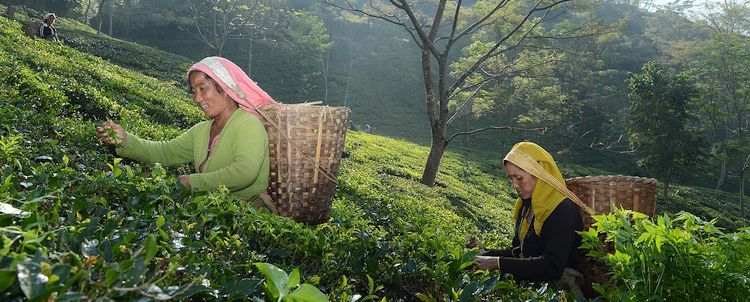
[96,119,126,147]
[465,234,484,251]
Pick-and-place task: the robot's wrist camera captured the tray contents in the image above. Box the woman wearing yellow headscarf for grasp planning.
[473,142,593,283]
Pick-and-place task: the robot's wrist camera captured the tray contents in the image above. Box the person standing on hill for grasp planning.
[39,13,59,42]
[96,56,277,210]
[469,142,592,298]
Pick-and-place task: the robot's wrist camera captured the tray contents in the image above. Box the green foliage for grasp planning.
[283,11,332,62]
[656,183,750,231]
[58,16,194,85]
[581,209,750,301]
[0,5,749,301]
[254,262,329,302]
[183,0,283,56]
[627,61,704,196]
[0,134,23,168]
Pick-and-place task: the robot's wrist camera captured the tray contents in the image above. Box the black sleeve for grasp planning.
[42,26,52,38]
[497,200,581,281]
[483,248,513,257]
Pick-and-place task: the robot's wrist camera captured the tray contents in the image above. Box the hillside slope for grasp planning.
[0,12,540,300]
[0,11,747,301]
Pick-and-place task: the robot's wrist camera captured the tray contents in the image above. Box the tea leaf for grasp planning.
[144,235,158,264]
[286,284,329,302]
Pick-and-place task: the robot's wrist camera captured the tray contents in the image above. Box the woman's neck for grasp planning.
[212,107,238,133]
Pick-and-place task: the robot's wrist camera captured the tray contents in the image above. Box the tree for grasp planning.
[692,0,750,216]
[281,11,334,101]
[3,0,84,18]
[185,0,282,56]
[627,61,703,199]
[325,0,584,186]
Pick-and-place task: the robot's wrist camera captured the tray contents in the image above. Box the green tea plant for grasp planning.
[580,209,750,301]
[0,134,23,169]
[2,8,750,300]
[254,262,328,302]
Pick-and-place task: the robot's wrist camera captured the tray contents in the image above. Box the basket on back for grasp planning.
[566,175,658,229]
[258,103,350,225]
[565,175,658,296]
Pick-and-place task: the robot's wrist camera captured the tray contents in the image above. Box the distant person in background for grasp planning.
[5,5,17,19]
[348,119,357,131]
[364,124,371,133]
[468,142,587,298]
[97,56,277,210]
[39,12,59,42]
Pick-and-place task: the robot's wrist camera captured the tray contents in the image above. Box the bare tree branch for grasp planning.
[396,0,443,56]
[453,0,512,42]
[447,126,548,143]
[447,81,490,125]
[448,0,568,98]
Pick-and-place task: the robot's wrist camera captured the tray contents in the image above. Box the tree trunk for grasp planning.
[84,0,92,24]
[108,0,114,36]
[420,46,442,186]
[740,170,746,217]
[423,135,447,186]
[96,0,106,34]
[247,38,253,75]
[741,153,750,217]
[420,43,451,186]
[344,58,353,106]
[716,156,727,189]
[321,49,330,103]
[663,165,672,199]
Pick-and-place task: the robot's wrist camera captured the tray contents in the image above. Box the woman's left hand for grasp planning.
[473,256,500,271]
[178,175,190,188]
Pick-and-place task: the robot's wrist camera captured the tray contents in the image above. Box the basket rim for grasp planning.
[565,175,657,185]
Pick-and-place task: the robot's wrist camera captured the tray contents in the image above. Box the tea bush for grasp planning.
[581,209,750,301]
[1,9,748,301]
[0,12,553,300]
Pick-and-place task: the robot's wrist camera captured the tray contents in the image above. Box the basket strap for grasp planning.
[286,112,294,212]
[245,101,340,184]
[509,150,596,216]
[312,107,327,187]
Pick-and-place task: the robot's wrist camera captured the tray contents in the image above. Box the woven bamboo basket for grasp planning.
[565,175,659,296]
[257,103,350,225]
[566,175,658,229]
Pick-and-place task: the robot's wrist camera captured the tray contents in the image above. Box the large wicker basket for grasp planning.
[565,175,658,297]
[566,175,658,229]
[258,104,350,225]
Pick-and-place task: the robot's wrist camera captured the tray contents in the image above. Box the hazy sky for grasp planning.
[647,0,714,15]
[648,0,714,9]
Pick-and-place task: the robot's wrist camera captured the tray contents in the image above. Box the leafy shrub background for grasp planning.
[581,209,750,301]
[0,8,748,301]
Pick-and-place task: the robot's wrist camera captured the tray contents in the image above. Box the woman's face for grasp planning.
[504,162,537,200]
[189,71,234,119]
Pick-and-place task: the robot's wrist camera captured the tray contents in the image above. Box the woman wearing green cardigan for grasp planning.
[96,57,278,202]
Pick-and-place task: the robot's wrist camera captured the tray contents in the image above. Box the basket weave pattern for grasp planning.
[258,104,350,224]
[565,175,658,296]
[566,175,658,229]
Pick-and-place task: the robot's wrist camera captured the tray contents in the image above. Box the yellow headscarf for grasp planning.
[503,142,594,238]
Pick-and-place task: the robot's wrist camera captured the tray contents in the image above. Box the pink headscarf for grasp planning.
[187,56,278,116]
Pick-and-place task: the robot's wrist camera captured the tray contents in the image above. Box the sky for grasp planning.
[647,0,715,13]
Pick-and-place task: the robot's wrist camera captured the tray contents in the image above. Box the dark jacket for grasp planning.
[484,198,583,281]
[39,23,57,40]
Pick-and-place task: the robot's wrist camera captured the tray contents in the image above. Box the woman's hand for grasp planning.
[96,120,126,147]
[473,256,500,271]
[178,175,190,188]
[465,234,484,251]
